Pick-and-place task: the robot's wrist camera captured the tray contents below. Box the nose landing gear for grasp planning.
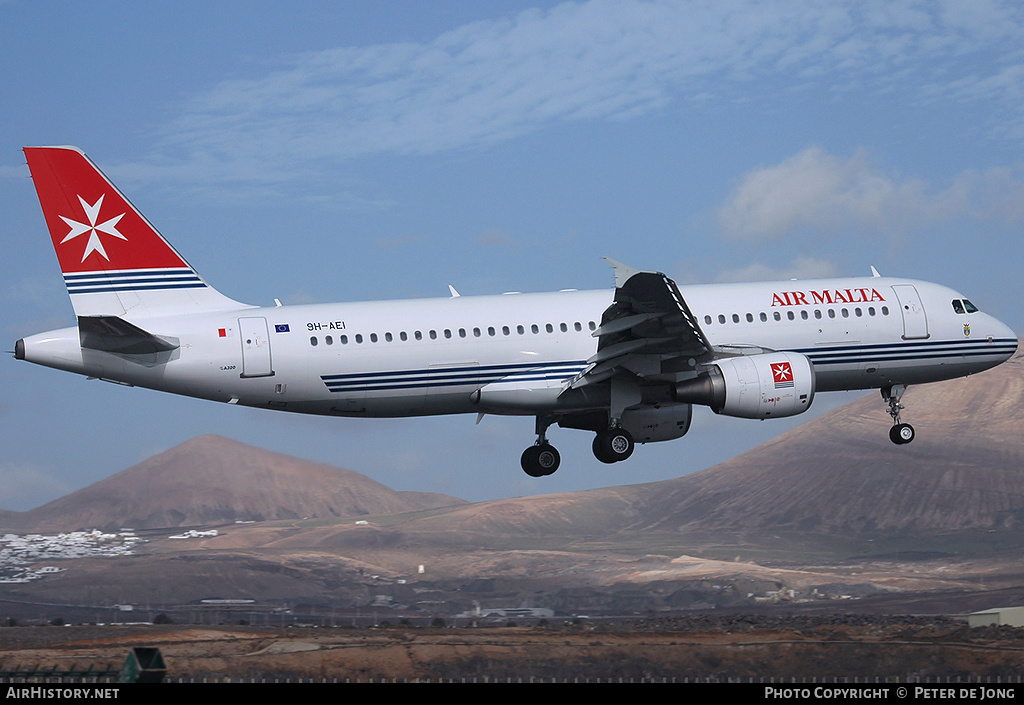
[882,385,915,445]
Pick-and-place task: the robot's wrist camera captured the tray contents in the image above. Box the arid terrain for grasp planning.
[2,354,1023,681]
[4,616,1024,682]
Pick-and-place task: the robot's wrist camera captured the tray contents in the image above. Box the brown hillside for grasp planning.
[627,352,1024,535]
[4,435,465,532]
[388,352,1024,543]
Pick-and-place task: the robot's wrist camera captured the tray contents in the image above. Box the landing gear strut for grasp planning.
[593,426,634,464]
[521,415,560,477]
[882,385,915,445]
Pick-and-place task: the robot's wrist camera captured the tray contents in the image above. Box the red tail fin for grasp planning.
[24,146,245,318]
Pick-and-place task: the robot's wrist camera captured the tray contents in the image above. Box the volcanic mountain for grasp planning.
[373,352,1024,547]
[1,435,465,532]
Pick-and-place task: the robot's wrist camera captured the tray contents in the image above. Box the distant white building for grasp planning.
[456,601,554,619]
[969,606,1024,628]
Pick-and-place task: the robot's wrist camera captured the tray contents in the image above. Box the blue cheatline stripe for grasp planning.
[321,361,588,393]
[322,360,586,381]
[794,338,1017,366]
[318,337,1018,393]
[65,268,206,294]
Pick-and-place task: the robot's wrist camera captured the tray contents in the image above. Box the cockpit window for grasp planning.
[952,299,980,314]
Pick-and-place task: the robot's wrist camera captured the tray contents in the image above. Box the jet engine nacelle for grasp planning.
[674,352,815,419]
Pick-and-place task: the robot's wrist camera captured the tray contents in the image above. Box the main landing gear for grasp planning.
[882,384,915,445]
[521,415,560,477]
[520,417,637,476]
[592,426,634,464]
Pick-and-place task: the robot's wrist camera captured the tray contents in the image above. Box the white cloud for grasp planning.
[714,256,840,283]
[146,0,1024,187]
[475,228,519,250]
[953,165,1024,223]
[718,147,940,240]
[0,463,72,512]
[717,146,1024,241]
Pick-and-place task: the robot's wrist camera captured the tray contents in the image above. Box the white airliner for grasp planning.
[15,147,1019,477]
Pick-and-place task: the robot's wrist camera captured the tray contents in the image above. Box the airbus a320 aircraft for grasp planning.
[15,147,1019,477]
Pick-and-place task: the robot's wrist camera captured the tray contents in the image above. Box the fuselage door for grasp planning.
[891,285,929,340]
[239,317,275,378]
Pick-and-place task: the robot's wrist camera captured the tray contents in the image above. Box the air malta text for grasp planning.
[771,288,886,307]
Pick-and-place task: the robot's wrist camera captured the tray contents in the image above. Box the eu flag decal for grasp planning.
[275,324,290,333]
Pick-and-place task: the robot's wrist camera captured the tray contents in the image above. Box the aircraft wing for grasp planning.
[568,259,712,389]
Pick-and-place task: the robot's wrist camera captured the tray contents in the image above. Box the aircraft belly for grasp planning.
[364,390,478,417]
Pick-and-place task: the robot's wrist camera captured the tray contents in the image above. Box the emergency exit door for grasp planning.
[238,317,274,377]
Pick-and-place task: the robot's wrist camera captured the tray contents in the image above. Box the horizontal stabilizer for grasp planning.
[78,316,178,355]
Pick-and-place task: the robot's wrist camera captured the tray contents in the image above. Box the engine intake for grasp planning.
[674,352,815,419]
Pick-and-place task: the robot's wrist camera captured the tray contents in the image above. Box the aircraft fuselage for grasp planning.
[18,277,1016,418]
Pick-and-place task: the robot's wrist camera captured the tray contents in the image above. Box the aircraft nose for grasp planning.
[988,315,1018,359]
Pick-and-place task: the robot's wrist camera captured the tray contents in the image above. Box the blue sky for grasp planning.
[2,0,1022,510]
